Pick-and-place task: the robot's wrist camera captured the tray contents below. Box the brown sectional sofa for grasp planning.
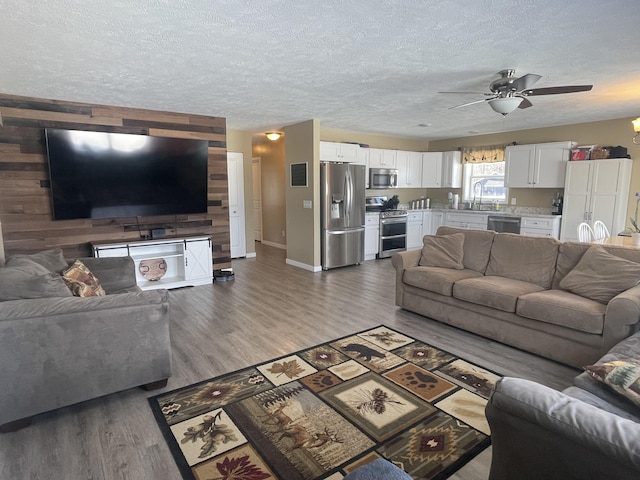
[392,226,640,368]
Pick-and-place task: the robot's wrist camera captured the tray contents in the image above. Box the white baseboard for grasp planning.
[245,252,257,258]
[286,258,322,272]
[261,240,286,249]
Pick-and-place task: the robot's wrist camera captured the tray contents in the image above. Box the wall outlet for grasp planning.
[511,198,517,205]
[282,230,286,237]
[303,200,312,208]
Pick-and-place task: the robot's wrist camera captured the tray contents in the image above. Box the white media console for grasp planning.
[92,236,213,290]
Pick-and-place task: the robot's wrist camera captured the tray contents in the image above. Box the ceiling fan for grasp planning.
[439,69,593,115]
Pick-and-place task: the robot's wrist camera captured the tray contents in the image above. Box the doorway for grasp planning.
[252,157,263,242]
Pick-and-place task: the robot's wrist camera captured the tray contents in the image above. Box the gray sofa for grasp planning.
[486,330,640,479]
[392,227,640,368]
[0,250,172,432]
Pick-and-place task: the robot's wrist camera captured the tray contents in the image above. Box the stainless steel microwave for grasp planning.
[369,168,398,189]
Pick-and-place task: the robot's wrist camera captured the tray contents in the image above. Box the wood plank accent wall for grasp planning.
[0,93,231,270]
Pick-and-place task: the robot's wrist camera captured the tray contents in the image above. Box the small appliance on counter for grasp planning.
[552,193,563,215]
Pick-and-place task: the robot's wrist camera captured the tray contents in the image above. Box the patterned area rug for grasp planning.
[149,325,500,479]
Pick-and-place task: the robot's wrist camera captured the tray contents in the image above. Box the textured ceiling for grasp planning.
[2,0,640,140]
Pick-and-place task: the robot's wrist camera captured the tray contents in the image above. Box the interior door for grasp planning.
[227,152,246,258]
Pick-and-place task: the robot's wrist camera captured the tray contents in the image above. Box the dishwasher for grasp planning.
[487,215,521,234]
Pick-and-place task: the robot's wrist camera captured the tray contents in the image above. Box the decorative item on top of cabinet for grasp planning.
[560,158,632,242]
[319,141,360,162]
[396,150,423,188]
[505,141,576,188]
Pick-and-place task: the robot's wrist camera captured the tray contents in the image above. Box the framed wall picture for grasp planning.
[290,162,308,187]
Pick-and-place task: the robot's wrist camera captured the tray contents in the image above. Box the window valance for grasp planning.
[462,144,507,163]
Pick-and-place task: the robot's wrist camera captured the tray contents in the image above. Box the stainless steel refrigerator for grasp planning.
[321,162,366,270]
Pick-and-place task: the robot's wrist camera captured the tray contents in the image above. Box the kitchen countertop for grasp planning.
[406,208,561,219]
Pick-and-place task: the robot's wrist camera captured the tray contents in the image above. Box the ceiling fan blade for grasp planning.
[512,73,542,92]
[449,98,491,109]
[438,91,488,95]
[518,98,533,109]
[524,85,593,96]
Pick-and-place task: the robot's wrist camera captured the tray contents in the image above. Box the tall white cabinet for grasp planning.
[560,158,632,242]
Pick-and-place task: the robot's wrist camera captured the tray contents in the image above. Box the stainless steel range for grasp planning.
[378,209,408,258]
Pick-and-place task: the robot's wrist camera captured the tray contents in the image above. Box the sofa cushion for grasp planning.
[62,260,106,297]
[558,245,640,304]
[563,386,640,423]
[6,248,69,274]
[485,234,559,288]
[419,233,464,269]
[404,266,482,297]
[516,289,606,334]
[0,263,73,301]
[453,276,545,313]
[584,359,640,408]
[436,226,495,273]
[78,256,138,294]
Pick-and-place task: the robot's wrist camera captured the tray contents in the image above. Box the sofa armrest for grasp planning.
[391,250,421,307]
[78,256,138,294]
[486,377,640,480]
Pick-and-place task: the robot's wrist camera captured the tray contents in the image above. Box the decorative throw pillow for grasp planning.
[7,248,69,274]
[558,245,640,304]
[0,263,73,301]
[419,233,464,269]
[584,359,640,407]
[62,260,106,297]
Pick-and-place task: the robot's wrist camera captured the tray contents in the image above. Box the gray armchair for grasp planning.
[0,254,172,432]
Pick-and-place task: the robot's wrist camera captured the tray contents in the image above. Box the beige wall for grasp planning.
[429,117,640,217]
[284,120,320,268]
[226,129,255,255]
[253,134,287,247]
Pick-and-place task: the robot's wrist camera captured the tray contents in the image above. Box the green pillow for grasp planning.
[584,359,640,408]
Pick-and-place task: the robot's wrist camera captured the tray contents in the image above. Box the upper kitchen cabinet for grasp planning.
[396,150,423,188]
[369,148,397,168]
[421,151,461,188]
[421,152,443,187]
[319,141,360,163]
[442,151,462,188]
[504,141,575,188]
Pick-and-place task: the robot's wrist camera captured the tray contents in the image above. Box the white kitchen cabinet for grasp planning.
[406,211,423,250]
[354,147,370,188]
[444,212,488,230]
[92,236,213,290]
[520,216,562,239]
[442,151,462,188]
[319,141,360,163]
[422,152,443,187]
[364,213,379,260]
[422,210,433,236]
[431,211,444,233]
[397,151,423,188]
[368,148,397,168]
[421,151,461,188]
[560,158,632,242]
[505,141,575,188]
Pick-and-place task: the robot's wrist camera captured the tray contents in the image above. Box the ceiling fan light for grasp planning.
[488,97,523,115]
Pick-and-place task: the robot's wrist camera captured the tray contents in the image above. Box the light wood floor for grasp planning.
[0,242,579,480]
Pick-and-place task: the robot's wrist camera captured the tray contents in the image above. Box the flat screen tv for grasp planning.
[45,129,209,220]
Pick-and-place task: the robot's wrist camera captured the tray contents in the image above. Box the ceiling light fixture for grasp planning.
[265,132,281,141]
[487,97,523,116]
[632,118,640,145]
